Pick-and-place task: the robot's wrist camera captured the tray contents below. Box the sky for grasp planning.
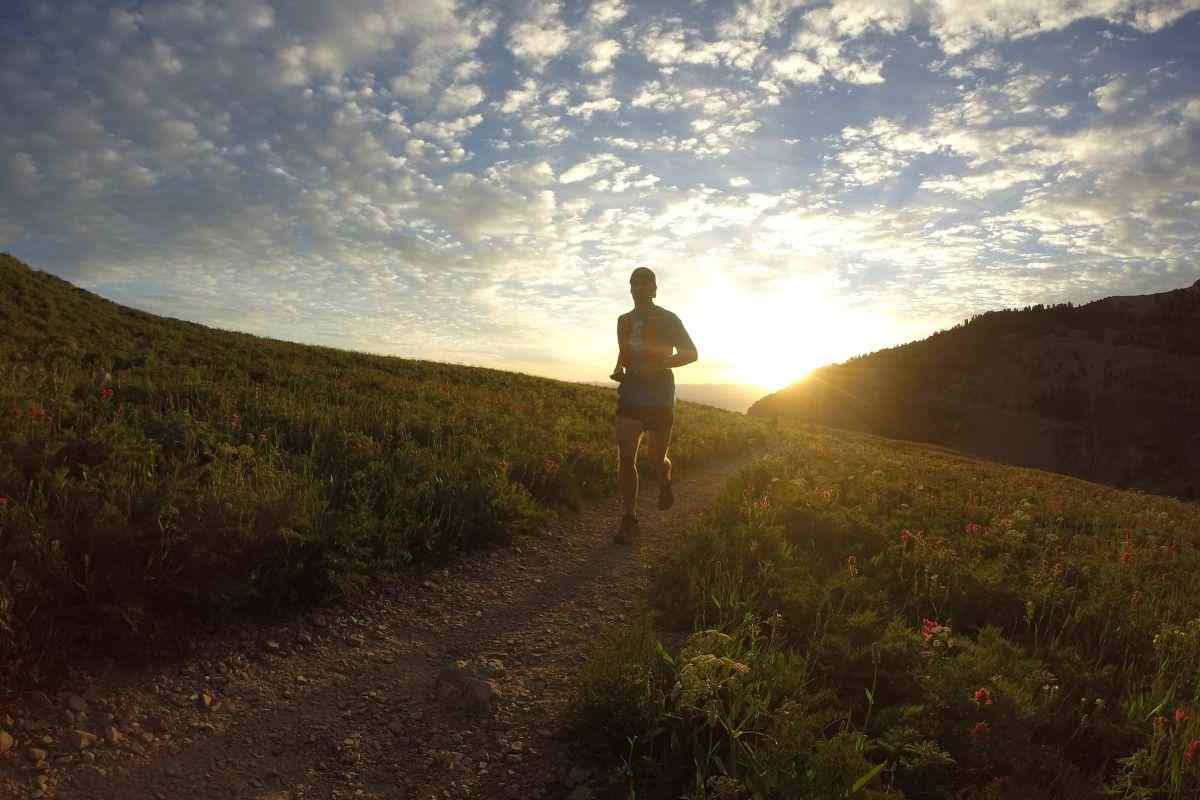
[2,0,1199,391]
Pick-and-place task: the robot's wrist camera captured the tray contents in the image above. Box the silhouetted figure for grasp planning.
[610,267,698,543]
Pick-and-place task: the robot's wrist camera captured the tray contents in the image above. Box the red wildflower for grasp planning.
[974,687,993,705]
[970,721,990,740]
[0,496,9,508]
[900,529,912,544]
[1120,545,1133,565]
[847,555,859,577]
[921,618,950,642]
[964,522,982,535]
[100,387,114,400]
[1185,739,1200,764]
[1176,708,1189,724]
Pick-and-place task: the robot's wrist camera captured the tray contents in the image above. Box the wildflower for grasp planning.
[498,458,511,473]
[964,522,982,535]
[0,496,9,508]
[100,387,114,400]
[921,618,950,642]
[974,687,993,705]
[1176,708,1189,724]
[900,529,912,544]
[1155,716,1168,736]
[847,554,859,577]
[1119,545,1133,565]
[259,432,268,443]
[1186,740,1200,764]
[970,721,990,741]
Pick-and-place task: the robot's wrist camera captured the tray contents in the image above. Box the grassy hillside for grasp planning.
[574,424,1200,799]
[749,286,1200,500]
[0,253,768,685]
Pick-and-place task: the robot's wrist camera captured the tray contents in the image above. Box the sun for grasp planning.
[684,272,893,393]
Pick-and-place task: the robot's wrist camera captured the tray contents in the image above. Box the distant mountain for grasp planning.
[749,281,1200,499]
[583,382,764,414]
[674,384,765,414]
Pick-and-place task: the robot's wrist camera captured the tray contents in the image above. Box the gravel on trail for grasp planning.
[0,453,762,800]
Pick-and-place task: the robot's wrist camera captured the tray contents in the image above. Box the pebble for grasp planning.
[27,747,48,762]
[73,730,99,750]
[0,730,13,752]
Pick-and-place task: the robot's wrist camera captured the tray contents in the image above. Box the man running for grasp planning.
[609,267,698,544]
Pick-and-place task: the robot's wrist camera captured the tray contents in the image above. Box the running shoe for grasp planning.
[658,475,674,510]
[614,513,639,544]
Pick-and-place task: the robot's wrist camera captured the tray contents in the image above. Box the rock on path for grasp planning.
[0,454,762,799]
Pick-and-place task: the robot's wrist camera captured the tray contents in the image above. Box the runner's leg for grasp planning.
[615,414,644,516]
[646,417,673,486]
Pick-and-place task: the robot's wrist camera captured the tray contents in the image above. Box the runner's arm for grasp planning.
[611,316,628,379]
[664,316,697,368]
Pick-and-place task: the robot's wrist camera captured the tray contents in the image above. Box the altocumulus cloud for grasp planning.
[1,0,1198,383]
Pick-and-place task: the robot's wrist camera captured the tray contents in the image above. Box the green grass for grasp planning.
[0,254,769,685]
[572,424,1200,799]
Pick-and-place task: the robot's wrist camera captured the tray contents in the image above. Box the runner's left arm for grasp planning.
[663,315,697,369]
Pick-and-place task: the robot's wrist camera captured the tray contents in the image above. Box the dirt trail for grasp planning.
[1,453,760,800]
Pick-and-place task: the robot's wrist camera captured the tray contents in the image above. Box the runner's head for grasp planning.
[630,267,656,304]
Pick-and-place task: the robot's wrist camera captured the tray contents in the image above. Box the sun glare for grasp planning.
[686,273,895,393]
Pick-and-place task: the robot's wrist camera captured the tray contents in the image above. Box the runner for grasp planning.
[609,267,698,544]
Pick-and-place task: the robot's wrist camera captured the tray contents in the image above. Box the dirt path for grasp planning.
[0,454,760,800]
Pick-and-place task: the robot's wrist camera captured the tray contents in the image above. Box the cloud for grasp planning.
[508,1,572,71]
[584,38,623,73]
[559,153,625,184]
[437,82,485,114]
[1093,74,1147,112]
[566,97,621,119]
[588,0,628,27]
[927,0,1199,54]
[770,50,824,82]
[636,19,761,70]
[499,78,539,113]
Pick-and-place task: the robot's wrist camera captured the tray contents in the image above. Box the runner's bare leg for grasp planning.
[646,426,672,485]
[615,416,644,516]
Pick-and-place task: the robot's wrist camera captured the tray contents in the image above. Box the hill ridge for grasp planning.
[750,280,1200,499]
